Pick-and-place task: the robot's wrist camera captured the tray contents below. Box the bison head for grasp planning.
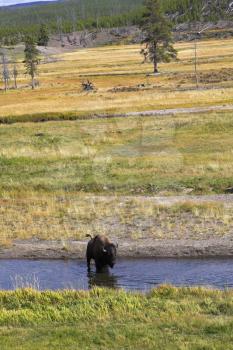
[103,243,117,268]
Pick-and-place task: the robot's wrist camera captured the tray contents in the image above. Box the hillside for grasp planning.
[0,0,233,45]
[5,1,58,8]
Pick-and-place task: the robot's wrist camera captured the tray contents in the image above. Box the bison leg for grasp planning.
[86,251,91,271]
[86,241,93,271]
[87,257,91,271]
[95,261,103,273]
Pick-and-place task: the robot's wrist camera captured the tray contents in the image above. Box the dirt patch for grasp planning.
[1,237,233,259]
[109,83,160,93]
[46,26,142,52]
[1,103,233,125]
[199,68,233,83]
[91,104,233,120]
[42,22,233,54]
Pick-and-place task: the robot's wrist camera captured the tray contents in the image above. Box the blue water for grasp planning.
[0,258,232,291]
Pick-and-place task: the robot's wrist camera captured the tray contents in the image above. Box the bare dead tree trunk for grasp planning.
[14,77,17,89]
[32,75,35,90]
[153,42,158,73]
[56,17,64,47]
[1,51,10,92]
[153,60,158,73]
[13,63,18,89]
[194,39,199,89]
[71,11,77,33]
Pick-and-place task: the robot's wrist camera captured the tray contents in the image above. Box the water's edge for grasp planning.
[1,239,233,259]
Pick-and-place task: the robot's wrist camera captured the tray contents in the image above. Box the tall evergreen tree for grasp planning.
[24,36,40,89]
[140,0,177,73]
[37,24,50,47]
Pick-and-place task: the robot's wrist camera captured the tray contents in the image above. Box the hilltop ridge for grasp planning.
[1,0,233,45]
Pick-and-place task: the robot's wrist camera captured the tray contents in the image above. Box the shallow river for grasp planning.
[0,258,232,291]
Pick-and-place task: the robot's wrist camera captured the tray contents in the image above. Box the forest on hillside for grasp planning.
[0,0,231,44]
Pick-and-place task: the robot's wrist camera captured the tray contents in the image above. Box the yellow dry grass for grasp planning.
[0,191,232,242]
[1,38,233,119]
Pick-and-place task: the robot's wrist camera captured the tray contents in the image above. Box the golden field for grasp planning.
[1,38,233,119]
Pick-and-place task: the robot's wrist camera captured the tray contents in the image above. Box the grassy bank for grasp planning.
[0,286,232,349]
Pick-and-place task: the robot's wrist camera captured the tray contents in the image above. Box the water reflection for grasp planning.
[87,268,119,289]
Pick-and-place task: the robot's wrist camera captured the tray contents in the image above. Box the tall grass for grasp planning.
[0,286,232,349]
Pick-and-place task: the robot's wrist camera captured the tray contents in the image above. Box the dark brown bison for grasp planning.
[86,235,118,272]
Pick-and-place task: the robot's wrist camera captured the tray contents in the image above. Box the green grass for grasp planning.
[0,108,233,242]
[0,110,233,195]
[0,111,93,124]
[0,286,232,349]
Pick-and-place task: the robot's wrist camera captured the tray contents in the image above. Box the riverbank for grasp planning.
[0,286,232,350]
[0,194,233,258]
[1,236,233,259]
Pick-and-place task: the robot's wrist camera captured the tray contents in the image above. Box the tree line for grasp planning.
[0,0,231,45]
[0,0,142,45]
[1,0,230,90]
[1,0,231,90]
[1,0,178,91]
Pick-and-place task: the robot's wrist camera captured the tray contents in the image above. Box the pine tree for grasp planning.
[139,0,177,73]
[24,36,40,89]
[37,24,50,47]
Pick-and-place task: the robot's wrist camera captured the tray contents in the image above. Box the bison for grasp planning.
[86,235,118,272]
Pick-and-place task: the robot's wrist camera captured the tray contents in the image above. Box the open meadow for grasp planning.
[1,38,233,121]
[0,19,233,350]
[0,38,233,244]
[0,111,233,244]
